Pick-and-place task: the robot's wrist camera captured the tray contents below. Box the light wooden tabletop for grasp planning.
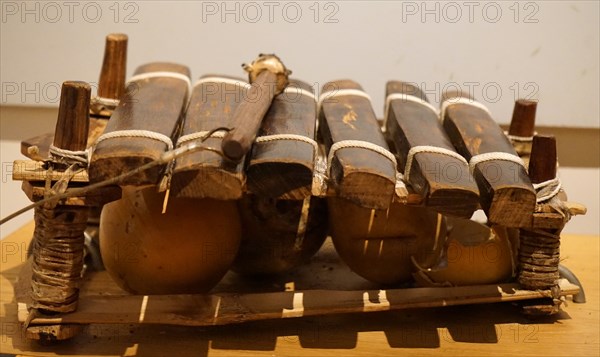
[1,221,598,357]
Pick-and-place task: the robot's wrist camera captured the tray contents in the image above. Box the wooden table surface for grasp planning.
[1,221,598,357]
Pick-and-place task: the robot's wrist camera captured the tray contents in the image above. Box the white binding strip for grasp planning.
[282,87,316,101]
[95,130,174,151]
[395,171,408,193]
[403,146,468,182]
[282,292,304,318]
[255,134,319,157]
[193,76,250,89]
[533,177,562,203]
[327,140,397,176]
[126,71,192,94]
[93,96,120,107]
[363,290,390,312]
[317,89,372,115]
[138,295,149,323]
[48,144,89,165]
[212,297,222,322]
[504,130,538,142]
[440,96,492,122]
[468,151,526,175]
[311,154,328,197]
[383,93,439,130]
[176,130,226,147]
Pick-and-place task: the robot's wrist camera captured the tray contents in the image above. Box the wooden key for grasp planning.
[441,92,536,227]
[319,80,396,210]
[171,75,248,199]
[89,62,191,185]
[385,81,479,218]
[221,54,291,162]
[246,79,317,199]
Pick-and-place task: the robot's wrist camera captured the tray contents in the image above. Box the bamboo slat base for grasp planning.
[15,239,579,331]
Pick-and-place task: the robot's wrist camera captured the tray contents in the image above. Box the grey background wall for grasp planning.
[1,1,599,237]
[2,1,598,126]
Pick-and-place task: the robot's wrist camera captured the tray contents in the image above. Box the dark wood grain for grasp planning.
[222,70,278,161]
[53,81,90,151]
[442,95,536,227]
[89,62,190,185]
[318,80,395,209]
[508,99,537,137]
[171,75,247,199]
[246,79,316,199]
[385,81,479,218]
[528,135,557,183]
[97,33,128,100]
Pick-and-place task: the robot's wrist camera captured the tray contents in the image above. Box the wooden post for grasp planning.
[53,82,90,152]
[507,99,537,157]
[98,33,128,101]
[508,99,537,138]
[518,135,562,292]
[171,75,248,199]
[87,34,129,254]
[246,79,317,199]
[528,135,557,184]
[20,82,91,160]
[89,62,191,185]
[319,80,396,210]
[384,81,479,218]
[16,82,119,340]
[441,92,536,227]
[221,54,291,162]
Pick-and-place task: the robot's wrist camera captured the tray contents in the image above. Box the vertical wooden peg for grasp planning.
[507,99,537,157]
[98,33,128,101]
[518,135,562,301]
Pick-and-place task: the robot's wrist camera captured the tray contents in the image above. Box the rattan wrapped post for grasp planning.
[503,123,585,316]
[504,101,587,314]
[13,81,120,341]
[515,135,565,314]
